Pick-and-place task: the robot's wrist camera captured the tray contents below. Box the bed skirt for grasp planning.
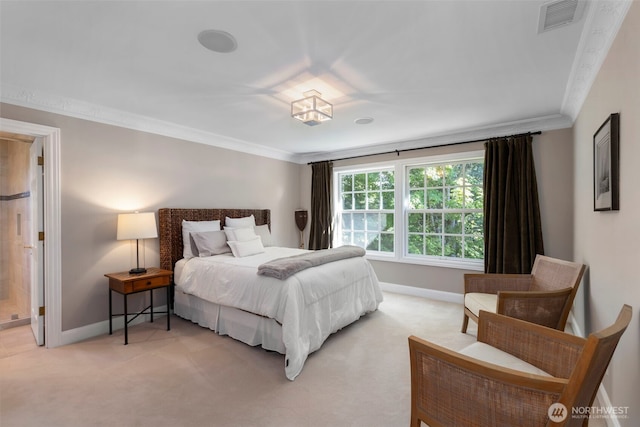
[173,286,286,354]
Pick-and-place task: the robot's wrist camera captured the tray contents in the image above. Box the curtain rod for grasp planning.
[307,131,542,165]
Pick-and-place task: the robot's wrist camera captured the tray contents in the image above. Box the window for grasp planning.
[406,160,484,261]
[334,151,484,269]
[337,169,395,254]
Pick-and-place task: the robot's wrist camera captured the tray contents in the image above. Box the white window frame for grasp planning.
[334,163,397,258]
[333,150,484,271]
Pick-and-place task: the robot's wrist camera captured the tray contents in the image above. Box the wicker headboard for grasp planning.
[158,208,271,271]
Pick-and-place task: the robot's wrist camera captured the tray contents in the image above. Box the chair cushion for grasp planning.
[465,293,497,317]
[459,342,552,377]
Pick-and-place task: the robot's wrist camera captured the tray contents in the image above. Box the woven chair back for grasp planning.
[530,255,585,292]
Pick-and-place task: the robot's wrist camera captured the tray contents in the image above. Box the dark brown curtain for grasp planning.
[309,161,333,250]
[484,134,544,273]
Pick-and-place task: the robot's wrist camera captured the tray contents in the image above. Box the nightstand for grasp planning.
[105,267,173,345]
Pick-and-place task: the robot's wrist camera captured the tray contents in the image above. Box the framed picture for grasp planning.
[593,113,620,211]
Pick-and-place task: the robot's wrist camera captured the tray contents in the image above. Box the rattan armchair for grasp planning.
[462,255,586,333]
[409,305,631,427]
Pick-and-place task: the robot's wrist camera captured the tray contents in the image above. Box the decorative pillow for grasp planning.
[227,236,265,258]
[223,226,257,242]
[233,227,258,241]
[190,230,231,257]
[225,215,256,228]
[254,224,275,246]
[182,220,221,258]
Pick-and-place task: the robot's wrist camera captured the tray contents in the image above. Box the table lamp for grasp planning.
[117,212,158,274]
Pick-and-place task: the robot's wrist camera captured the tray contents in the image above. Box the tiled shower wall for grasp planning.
[0,139,31,324]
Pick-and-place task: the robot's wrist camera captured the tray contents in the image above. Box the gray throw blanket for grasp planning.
[257,245,366,280]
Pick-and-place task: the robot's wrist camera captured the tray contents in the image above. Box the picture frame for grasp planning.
[593,113,620,211]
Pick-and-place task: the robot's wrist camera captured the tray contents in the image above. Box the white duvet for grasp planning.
[176,247,383,380]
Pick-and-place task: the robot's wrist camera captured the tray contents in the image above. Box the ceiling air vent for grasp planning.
[538,0,586,33]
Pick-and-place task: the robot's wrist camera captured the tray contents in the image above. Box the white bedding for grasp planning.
[175,246,383,380]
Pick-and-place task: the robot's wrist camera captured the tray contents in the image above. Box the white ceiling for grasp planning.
[0,1,630,164]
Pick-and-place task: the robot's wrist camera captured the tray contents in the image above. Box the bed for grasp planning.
[158,208,383,380]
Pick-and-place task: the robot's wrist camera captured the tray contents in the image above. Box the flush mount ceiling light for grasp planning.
[291,90,333,126]
[198,29,237,53]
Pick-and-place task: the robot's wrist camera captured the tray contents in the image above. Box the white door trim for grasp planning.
[29,137,44,345]
[0,118,62,348]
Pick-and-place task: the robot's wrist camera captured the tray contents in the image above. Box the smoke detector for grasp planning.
[538,0,586,33]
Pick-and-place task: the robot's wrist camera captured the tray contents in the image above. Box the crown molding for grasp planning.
[2,1,629,166]
[0,84,302,164]
[561,0,633,121]
[299,114,574,164]
[0,82,572,166]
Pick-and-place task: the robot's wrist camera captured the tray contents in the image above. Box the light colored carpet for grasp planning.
[0,292,474,426]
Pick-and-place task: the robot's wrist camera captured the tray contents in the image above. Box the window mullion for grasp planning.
[334,153,483,268]
[397,162,406,260]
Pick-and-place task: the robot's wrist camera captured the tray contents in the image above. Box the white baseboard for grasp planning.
[379,282,464,304]
[62,284,459,346]
[567,313,620,427]
[595,387,621,427]
[60,305,168,346]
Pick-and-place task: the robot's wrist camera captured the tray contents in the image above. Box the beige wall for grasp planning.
[0,103,303,331]
[303,130,575,294]
[534,127,575,261]
[572,2,639,421]
[0,95,577,332]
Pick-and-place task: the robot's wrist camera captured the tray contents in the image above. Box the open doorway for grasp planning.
[0,132,35,331]
[0,118,62,348]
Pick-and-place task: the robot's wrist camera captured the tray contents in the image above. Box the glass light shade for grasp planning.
[291,90,333,126]
[117,212,158,240]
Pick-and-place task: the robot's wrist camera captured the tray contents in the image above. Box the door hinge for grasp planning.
[39,231,45,241]
[38,156,44,166]
[39,306,45,316]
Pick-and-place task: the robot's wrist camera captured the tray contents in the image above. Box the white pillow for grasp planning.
[254,224,275,246]
[182,220,221,258]
[190,230,231,257]
[227,236,265,258]
[224,226,257,242]
[225,215,256,228]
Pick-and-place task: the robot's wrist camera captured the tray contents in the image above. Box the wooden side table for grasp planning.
[105,267,173,345]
